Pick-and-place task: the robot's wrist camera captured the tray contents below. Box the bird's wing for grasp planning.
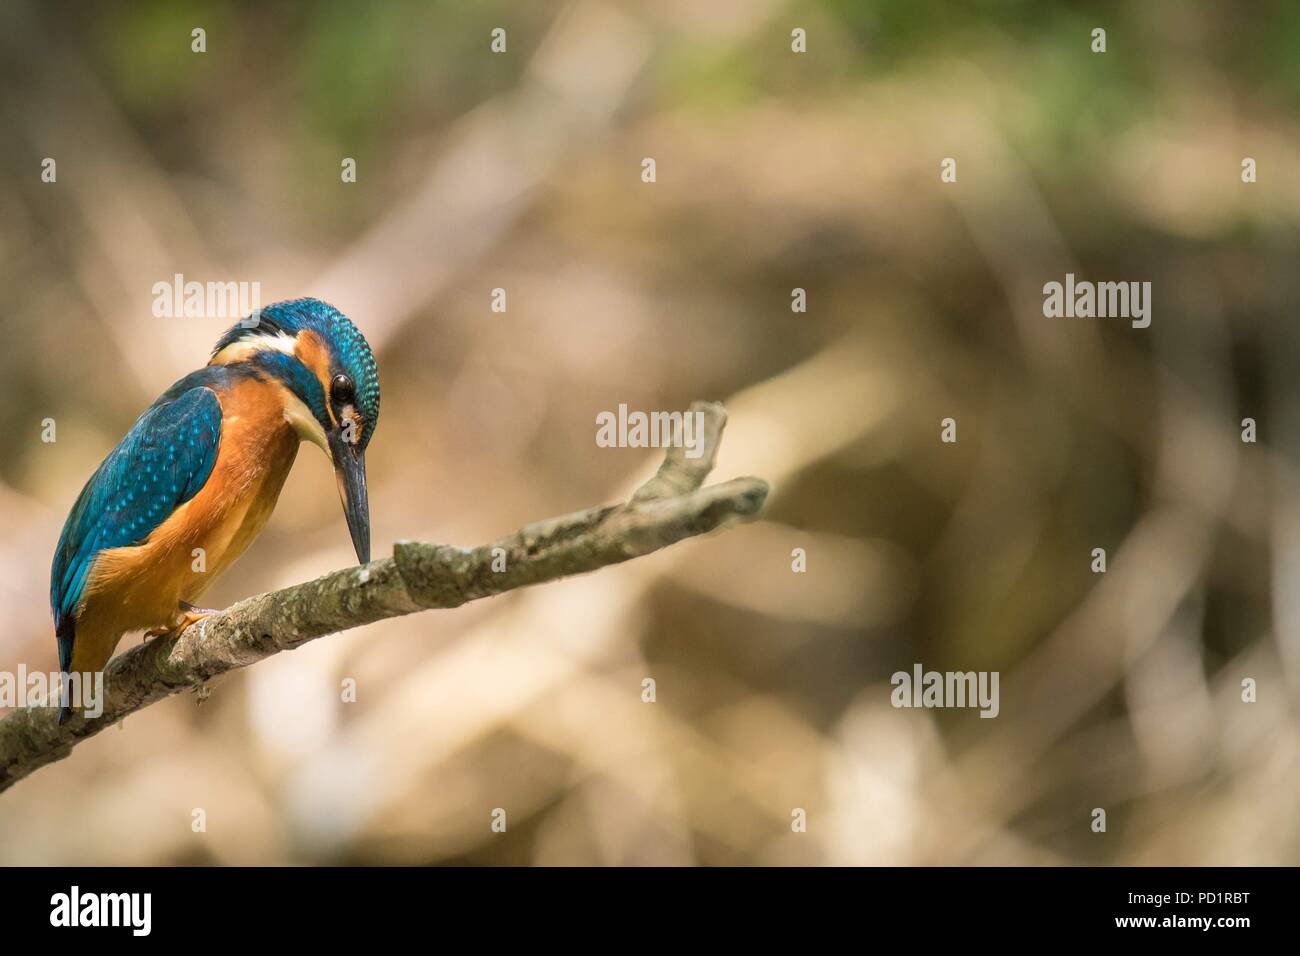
[50,385,223,670]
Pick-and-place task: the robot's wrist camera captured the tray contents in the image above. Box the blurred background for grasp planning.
[1,0,1298,865]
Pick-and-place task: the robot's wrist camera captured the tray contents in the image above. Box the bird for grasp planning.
[49,298,379,723]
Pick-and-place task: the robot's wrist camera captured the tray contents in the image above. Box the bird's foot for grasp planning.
[143,607,213,641]
[180,600,219,616]
[177,609,211,630]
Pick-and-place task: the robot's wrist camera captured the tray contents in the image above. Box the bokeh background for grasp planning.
[1,0,1298,865]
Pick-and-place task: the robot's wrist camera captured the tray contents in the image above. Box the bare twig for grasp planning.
[0,402,766,795]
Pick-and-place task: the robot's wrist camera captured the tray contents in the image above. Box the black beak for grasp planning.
[332,437,370,564]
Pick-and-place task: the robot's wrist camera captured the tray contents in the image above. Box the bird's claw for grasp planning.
[178,610,211,630]
[143,607,213,642]
[180,601,219,615]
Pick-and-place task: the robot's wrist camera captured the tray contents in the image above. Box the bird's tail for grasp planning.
[56,618,74,725]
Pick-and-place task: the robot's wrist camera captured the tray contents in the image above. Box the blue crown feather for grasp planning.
[214,298,380,449]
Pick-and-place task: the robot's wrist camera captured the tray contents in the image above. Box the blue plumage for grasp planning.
[253,349,328,424]
[51,298,378,723]
[50,383,222,672]
[213,299,380,451]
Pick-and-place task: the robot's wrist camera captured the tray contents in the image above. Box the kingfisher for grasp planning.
[50,298,379,723]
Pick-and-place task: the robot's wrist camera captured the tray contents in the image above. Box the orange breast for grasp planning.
[71,377,301,674]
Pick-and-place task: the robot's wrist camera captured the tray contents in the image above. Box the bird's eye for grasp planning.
[332,374,355,403]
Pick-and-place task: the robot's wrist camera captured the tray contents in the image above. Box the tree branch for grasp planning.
[0,401,767,795]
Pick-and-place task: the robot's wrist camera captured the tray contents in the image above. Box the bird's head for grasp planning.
[211,298,379,563]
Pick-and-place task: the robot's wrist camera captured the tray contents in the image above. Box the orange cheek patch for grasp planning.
[294,330,337,427]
